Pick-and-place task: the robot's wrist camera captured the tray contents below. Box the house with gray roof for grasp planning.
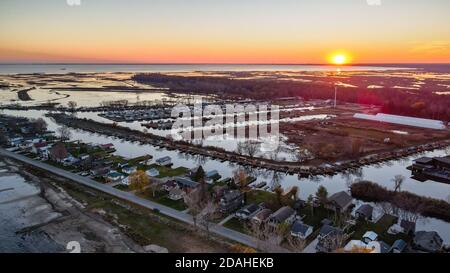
[325,191,353,213]
[219,190,244,213]
[291,221,313,239]
[413,231,443,253]
[235,203,262,220]
[316,225,344,253]
[268,206,296,226]
[390,239,407,253]
[355,204,373,221]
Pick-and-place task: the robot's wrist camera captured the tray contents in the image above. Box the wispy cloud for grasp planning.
[409,41,450,54]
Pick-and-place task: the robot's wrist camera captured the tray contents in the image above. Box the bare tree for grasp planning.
[184,188,204,228]
[397,207,421,224]
[295,148,312,163]
[247,222,285,253]
[286,236,307,253]
[392,175,405,192]
[32,118,48,134]
[243,140,260,157]
[68,101,77,112]
[49,142,68,162]
[148,179,161,198]
[236,141,245,155]
[320,231,351,253]
[198,201,218,238]
[57,126,72,142]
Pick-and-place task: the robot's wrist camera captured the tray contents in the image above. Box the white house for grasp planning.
[146,168,160,178]
[121,176,130,186]
[122,166,138,174]
[107,172,126,183]
[362,231,378,244]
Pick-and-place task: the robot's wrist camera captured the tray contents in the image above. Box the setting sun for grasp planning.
[332,54,347,65]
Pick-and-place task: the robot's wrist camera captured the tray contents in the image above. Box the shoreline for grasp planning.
[47,112,450,178]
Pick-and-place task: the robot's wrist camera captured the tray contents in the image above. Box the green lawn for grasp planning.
[246,190,276,205]
[151,165,189,178]
[298,206,335,229]
[113,184,131,192]
[223,217,250,235]
[157,196,188,211]
[139,190,187,211]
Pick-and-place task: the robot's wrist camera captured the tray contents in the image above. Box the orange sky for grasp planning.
[0,0,449,64]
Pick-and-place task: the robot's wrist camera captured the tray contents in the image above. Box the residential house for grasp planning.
[169,188,185,201]
[91,167,110,177]
[390,239,407,253]
[400,220,416,235]
[122,166,138,175]
[31,142,51,159]
[156,156,172,167]
[212,185,229,200]
[100,143,115,150]
[355,204,374,221]
[290,221,313,239]
[146,168,160,178]
[388,219,416,235]
[9,136,24,147]
[219,190,244,213]
[31,141,48,154]
[162,180,178,192]
[316,225,344,253]
[78,154,90,161]
[344,240,390,253]
[268,206,296,226]
[252,209,273,225]
[325,191,353,213]
[174,177,199,191]
[362,231,378,244]
[413,231,443,253]
[205,170,220,181]
[107,172,126,183]
[235,203,263,220]
[121,176,130,186]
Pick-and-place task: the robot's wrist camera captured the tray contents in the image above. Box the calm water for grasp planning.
[2,109,450,243]
[0,64,410,74]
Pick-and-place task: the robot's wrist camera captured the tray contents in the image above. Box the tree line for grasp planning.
[133,73,450,122]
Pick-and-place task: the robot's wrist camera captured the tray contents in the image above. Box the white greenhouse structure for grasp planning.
[353,113,447,130]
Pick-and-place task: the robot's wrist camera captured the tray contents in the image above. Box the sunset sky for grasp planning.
[0,0,449,64]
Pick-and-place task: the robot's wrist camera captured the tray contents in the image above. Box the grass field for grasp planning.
[223,217,250,235]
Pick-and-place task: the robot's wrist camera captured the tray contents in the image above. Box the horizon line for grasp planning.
[0,62,449,66]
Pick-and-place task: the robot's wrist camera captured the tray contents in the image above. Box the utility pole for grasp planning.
[334,86,337,108]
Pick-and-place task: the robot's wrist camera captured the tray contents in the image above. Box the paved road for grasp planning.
[0,148,258,249]
[302,238,318,253]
